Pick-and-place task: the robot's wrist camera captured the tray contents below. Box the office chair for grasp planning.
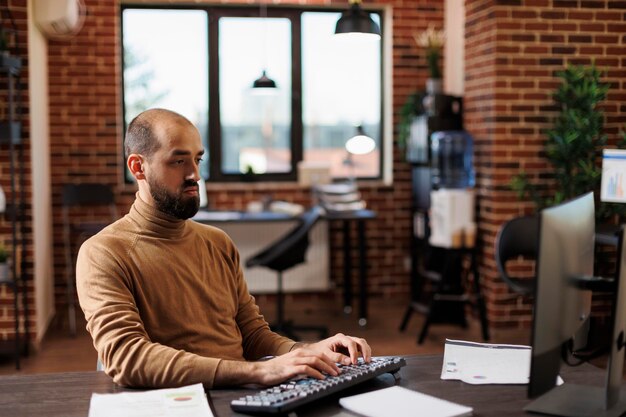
[246,206,328,341]
[62,183,117,336]
[494,215,539,296]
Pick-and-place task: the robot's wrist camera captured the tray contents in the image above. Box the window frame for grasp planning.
[120,4,387,183]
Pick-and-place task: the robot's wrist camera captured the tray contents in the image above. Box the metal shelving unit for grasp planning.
[0,51,26,369]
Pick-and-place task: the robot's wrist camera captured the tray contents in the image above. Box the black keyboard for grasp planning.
[230,356,406,414]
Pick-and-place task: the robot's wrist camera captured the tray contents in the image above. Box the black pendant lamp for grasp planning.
[252,1,278,91]
[252,70,277,89]
[335,0,381,38]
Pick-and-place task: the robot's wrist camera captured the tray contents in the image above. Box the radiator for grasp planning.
[209,220,329,294]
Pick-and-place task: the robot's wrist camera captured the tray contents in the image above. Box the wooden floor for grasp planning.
[0,294,531,375]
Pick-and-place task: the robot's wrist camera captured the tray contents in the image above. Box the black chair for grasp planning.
[246,206,328,341]
[62,183,117,336]
[494,215,539,296]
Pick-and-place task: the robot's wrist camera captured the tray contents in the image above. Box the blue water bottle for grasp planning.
[430,131,475,189]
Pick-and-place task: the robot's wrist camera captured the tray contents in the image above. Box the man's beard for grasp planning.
[148,178,200,220]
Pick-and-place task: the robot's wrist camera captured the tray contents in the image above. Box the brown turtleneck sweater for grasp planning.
[76,194,295,388]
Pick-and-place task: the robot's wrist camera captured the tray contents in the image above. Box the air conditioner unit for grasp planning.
[34,0,85,39]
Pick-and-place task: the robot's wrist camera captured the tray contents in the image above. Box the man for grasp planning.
[77,108,371,389]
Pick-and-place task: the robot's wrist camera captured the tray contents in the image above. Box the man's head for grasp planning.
[125,108,205,219]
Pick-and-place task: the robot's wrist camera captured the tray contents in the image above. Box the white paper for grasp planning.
[88,383,213,417]
[339,386,472,417]
[441,339,567,387]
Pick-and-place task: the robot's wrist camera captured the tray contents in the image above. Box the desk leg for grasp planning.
[358,220,368,326]
[471,250,490,341]
[343,220,352,315]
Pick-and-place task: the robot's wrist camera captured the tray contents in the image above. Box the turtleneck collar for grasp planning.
[129,192,189,239]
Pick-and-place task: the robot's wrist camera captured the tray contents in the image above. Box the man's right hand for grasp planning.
[254,346,341,386]
[214,347,341,387]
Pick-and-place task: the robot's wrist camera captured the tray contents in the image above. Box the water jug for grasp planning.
[430,130,475,189]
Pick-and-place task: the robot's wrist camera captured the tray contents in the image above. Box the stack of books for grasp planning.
[314,183,366,213]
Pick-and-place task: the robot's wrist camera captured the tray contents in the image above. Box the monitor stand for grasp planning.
[524,384,626,417]
[526,225,626,417]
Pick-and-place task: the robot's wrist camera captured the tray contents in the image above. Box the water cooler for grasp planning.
[400,94,489,344]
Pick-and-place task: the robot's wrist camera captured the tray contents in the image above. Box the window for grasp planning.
[122,8,209,179]
[121,6,386,182]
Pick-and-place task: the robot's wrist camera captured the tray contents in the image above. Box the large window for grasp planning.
[122,5,386,182]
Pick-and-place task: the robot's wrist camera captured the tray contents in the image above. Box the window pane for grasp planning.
[219,17,292,175]
[122,9,209,178]
[302,12,381,179]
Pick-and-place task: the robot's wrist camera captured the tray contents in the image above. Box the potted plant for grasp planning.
[511,64,626,222]
[0,242,9,282]
[414,24,445,94]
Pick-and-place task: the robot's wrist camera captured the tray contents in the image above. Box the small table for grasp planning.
[324,209,377,326]
[400,244,489,343]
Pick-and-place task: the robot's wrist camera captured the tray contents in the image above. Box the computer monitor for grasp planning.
[601,149,626,204]
[525,192,626,417]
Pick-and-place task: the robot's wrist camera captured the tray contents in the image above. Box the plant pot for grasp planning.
[426,78,443,95]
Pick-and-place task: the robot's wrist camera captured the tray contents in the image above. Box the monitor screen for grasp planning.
[601,149,626,203]
[528,192,594,399]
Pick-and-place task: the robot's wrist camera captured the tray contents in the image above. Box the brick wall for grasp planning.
[0,0,32,342]
[465,0,626,329]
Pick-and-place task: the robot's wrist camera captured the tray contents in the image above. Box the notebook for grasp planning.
[339,386,472,417]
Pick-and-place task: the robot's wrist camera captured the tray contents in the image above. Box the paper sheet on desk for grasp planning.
[88,383,213,417]
[441,339,533,385]
[339,386,473,417]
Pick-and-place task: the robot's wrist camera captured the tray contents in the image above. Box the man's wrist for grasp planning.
[290,342,309,351]
[214,359,263,386]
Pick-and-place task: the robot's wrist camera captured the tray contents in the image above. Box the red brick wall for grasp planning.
[465,0,626,329]
[0,0,32,341]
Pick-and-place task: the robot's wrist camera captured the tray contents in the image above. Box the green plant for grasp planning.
[397,91,427,150]
[511,64,626,221]
[0,243,8,263]
[413,24,445,79]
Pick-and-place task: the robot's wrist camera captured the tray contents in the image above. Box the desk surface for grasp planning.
[0,355,607,417]
[193,209,376,223]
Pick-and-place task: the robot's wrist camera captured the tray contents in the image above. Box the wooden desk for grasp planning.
[193,209,376,326]
[0,355,608,417]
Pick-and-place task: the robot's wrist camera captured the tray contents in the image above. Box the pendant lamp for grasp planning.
[346,125,376,156]
[335,0,381,38]
[252,70,277,89]
[252,1,278,90]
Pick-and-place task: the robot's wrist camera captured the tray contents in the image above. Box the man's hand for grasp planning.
[214,333,372,387]
[254,347,341,386]
[296,333,372,366]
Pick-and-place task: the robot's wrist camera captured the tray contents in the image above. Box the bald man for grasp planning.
[76,108,371,389]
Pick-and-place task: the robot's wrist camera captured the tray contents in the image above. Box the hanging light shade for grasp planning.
[252,70,277,89]
[335,0,381,38]
[346,125,376,155]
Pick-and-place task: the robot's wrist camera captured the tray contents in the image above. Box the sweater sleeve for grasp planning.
[227,240,296,358]
[76,237,221,389]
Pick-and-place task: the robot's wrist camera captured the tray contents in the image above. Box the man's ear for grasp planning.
[127,154,146,180]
